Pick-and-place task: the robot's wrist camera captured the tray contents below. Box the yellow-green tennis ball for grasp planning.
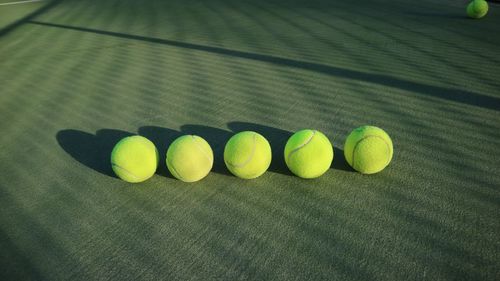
[284,129,333,179]
[111,136,159,183]
[224,131,272,179]
[344,126,393,174]
[467,0,488,19]
[166,135,213,182]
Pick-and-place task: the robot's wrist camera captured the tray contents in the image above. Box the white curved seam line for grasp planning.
[112,163,139,181]
[228,133,256,168]
[287,130,316,161]
[191,135,212,163]
[167,158,185,181]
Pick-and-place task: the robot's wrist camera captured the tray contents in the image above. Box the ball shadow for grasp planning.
[137,126,181,179]
[227,121,293,176]
[332,146,355,172]
[180,124,234,176]
[56,129,134,177]
[404,11,467,19]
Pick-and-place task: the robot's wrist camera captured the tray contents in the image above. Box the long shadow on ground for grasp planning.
[0,0,63,37]
[56,129,133,178]
[28,20,500,111]
[0,227,42,281]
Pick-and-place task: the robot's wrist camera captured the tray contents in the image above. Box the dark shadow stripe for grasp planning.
[28,20,500,111]
[0,0,63,37]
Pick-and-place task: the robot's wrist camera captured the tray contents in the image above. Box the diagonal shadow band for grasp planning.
[0,0,63,37]
[0,227,43,281]
[28,20,500,111]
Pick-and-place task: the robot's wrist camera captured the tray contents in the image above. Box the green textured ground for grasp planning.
[1,0,499,280]
[0,1,45,28]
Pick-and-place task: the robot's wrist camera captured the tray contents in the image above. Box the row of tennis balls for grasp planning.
[110,125,393,183]
[467,0,489,19]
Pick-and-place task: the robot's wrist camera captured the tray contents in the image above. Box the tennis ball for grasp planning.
[284,129,333,179]
[166,135,213,182]
[467,0,488,19]
[344,126,393,174]
[111,135,159,183]
[224,131,272,179]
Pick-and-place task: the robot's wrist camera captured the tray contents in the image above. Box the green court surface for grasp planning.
[0,0,45,28]
[1,0,499,280]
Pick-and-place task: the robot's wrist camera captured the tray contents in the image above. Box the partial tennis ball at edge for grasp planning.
[344,126,393,174]
[111,135,159,183]
[467,0,488,19]
[284,129,333,179]
[166,135,214,182]
[224,131,272,179]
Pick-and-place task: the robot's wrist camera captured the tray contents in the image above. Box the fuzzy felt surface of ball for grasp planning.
[111,136,159,183]
[284,129,333,179]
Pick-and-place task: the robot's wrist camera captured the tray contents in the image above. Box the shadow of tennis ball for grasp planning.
[56,129,133,177]
[137,126,181,179]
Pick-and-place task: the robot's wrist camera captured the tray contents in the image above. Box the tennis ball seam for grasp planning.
[226,133,257,168]
[167,158,186,181]
[351,135,392,171]
[286,130,316,161]
[111,163,140,181]
[191,135,212,163]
